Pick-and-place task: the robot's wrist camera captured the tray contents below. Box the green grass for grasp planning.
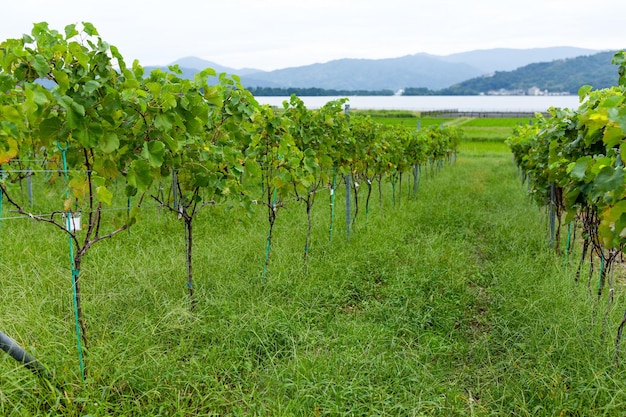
[353,114,452,128]
[2,144,626,415]
[459,140,511,154]
[456,117,535,142]
[459,117,536,127]
[351,110,534,141]
[370,117,452,128]
[351,110,420,119]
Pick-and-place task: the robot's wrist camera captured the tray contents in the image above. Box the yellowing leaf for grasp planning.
[589,112,608,122]
[69,177,89,200]
[1,106,22,124]
[0,137,18,163]
[63,198,73,211]
[96,185,113,206]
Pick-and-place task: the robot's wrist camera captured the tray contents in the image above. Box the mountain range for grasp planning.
[439,50,620,95]
[147,47,620,94]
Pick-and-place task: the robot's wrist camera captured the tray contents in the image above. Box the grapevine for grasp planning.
[507,50,626,360]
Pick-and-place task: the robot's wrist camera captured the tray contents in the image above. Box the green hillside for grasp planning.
[430,50,622,95]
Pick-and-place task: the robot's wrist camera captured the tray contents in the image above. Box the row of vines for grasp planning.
[507,50,626,359]
[0,23,461,376]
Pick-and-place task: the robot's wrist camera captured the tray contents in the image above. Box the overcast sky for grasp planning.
[2,0,625,71]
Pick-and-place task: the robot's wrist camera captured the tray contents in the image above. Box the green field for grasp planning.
[456,117,538,142]
[3,139,626,415]
[352,111,452,129]
[351,110,536,141]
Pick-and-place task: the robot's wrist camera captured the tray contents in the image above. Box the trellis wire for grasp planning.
[0,169,91,173]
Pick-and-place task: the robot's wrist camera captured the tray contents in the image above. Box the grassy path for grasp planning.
[3,143,626,415]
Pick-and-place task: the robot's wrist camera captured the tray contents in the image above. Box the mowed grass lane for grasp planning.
[2,142,626,415]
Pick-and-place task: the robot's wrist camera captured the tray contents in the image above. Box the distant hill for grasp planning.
[436,51,621,95]
[140,47,609,92]
[237,47,599,91]
[439,47,598,73]
[169,57,262,76]
[145,57,285,88]
[238,55,483,91]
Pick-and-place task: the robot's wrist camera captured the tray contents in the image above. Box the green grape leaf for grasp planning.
[244,159,261,180]
[93,156,119,179]
[598,221,615,248]
[161,133,181,153]
[68,42,89,69]
[608,106,626,134]
[142,140,166,168]
[569,158,588,181]
[603,125,623,148]
[25,85,50,108]
[154,113,173,131]
[52,70,70,91]
[100,132,119,153]
[39,117,62,141]
[84,80,101,94]
[32,55,49,78]
[613,51,626,86]
[0,74,14,92]
[603,200,626,223]
[71,100,85,117]
[593,166,624,194]
[578,85,593,101]
[128,160,153,192]
[64,24,78,39]
[1,106,22,124]
[82,22,99,36]
[96,185,113,205]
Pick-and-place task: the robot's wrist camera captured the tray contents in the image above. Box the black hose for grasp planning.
[0,330,50,378]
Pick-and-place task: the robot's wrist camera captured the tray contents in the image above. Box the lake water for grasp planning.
[254,95,583,112]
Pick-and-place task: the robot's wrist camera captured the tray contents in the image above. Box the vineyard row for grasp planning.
[507,50,626,360]
[0,22,461,376]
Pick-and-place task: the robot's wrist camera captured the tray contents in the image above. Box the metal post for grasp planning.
[345,174,351,239]
[27,168,33,207]
[344,104,351,238]
[549,183,556,248]
[412,165,419,198]
[172,170,179,211]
